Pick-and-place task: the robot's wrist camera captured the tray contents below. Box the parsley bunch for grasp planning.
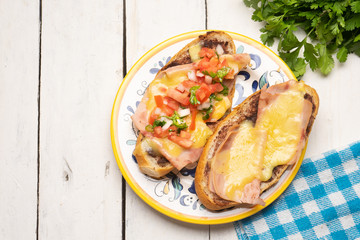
[244,0,360,77]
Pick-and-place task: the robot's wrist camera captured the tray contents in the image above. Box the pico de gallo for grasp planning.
[144,47,239,148]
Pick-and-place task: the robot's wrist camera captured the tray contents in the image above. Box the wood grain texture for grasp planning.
[39,0,123,239]
[207,0,264,43]
[125,0,209,239]
[0,1,39,239]
[304,55,360,158]
[1,0,360,239]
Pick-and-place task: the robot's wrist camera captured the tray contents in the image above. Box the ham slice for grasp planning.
[221,54,251,79]
[210,125,267,206]
[131,95,149,136]
[257,80,296,119]
[150,137,203,170]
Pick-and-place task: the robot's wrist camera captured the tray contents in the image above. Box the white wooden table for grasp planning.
[1,0,360,239]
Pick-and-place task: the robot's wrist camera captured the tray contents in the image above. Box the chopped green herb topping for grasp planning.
[202,105,214,120]
[202,66,231,82]
[189,86,201,105]
[219,83,229,96]
[167,111,188,130]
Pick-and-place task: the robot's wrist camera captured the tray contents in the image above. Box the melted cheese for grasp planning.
[147,113,213,158]
[189,44,201,62]
[211,81,308,202]
[146,67,191,110]
[258,84,306,181]
[146,138,183,157]
[211,96,231,121]
[212,121,266,201]
[190,113,213,148]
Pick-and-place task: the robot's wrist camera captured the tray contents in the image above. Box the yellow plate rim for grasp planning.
[110,30,302,225]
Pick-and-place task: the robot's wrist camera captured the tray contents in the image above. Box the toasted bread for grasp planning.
[133,31,240,179]
[195,81,319,210]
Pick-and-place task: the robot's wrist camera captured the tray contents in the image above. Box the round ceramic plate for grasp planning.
[111,30,304,224]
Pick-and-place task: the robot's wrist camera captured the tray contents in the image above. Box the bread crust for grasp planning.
[134,31,239,178]
[195,81,319,210]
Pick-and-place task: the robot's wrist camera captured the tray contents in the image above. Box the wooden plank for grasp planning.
[207,0,264,43]
[210,224,238,240]
[39,0,123,239]
[125,0,209,239]
[0,1,39,239]
[304,56,360,157]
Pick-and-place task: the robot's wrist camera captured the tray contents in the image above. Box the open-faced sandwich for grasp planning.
[131,31,251,178]
[195,80,319,210]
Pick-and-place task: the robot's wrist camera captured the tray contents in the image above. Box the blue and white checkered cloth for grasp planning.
[234,141,360,239]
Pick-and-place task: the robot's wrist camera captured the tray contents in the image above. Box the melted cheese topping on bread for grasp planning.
[212,121,266,202]
[258,82,306,181]
[189,113,214,148]
[211,81,312,204]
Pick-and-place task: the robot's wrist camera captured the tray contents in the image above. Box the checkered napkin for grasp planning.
[234,141,360,239]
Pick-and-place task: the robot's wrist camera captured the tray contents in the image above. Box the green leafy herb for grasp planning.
[153,119,166,128]
[244,0,360,77]
[215,51,220,60]
[189,85,201,105]
[202,70,217,78]
[219,83,229,96]
[202,67,231,82]
[209,93,223,101]
[167,111,188,130]
[216,67,231,82]
[202,105,214,120]
[145,119,166,132]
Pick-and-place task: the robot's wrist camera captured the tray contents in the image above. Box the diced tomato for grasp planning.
[164,96,180,110]
[168,126,177,135]
[154,126,162,135]
[181,80,198,91]
[176,84,185,93]
[168,135,193,148]
[154,95,164,108]
[209,57,219,66]
[219,59,228,68]
[168,101,179,110]
[167,88,190,106]
[225,69,235,79]
[180,130,191,139]
[161,105,174,116]
[197,55,231,79]
[149,108,160,125]
[199,47,216,59]
[207,57,219,73]
[153,126,169,138]
[197,56,219,74]
[208,83,223,93]
[196,84,212,103]
[197,57,210,72]
[190,107,197,131]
